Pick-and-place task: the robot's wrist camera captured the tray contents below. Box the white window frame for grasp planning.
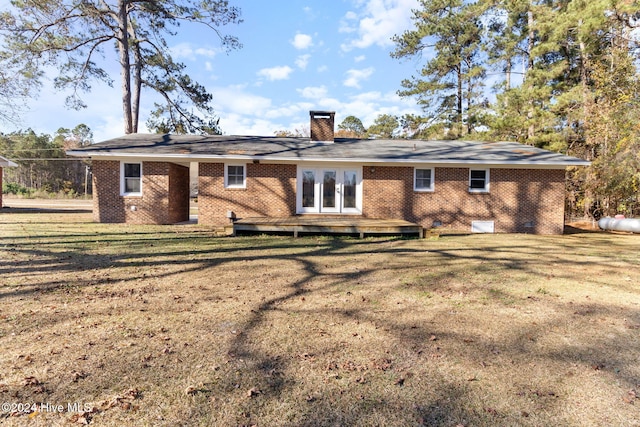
[224,163,246,189]
[469,168,490,193]
[120,161,142,196]
[414,168,434,192]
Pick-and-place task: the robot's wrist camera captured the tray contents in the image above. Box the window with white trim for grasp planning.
[414,168,434,192]
[224,164,246,188]
[121,162,142,196]
[469,169,490,192]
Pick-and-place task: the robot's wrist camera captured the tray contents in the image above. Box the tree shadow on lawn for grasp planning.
[1,221,639,425]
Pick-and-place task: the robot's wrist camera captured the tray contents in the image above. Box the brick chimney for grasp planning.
[310,111,335,142]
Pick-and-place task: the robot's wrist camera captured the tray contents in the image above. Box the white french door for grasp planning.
[297,166,362,214]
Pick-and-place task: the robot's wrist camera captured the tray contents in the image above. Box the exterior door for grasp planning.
[297,167,361,214]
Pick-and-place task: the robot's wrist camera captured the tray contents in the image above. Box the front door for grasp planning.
[298,167,362,214]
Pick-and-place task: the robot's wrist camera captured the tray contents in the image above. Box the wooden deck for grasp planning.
[233,216,424,238]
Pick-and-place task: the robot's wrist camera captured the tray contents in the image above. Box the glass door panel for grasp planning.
[322,170,337,210]
[302,170,316,208]
[343,170,357,209]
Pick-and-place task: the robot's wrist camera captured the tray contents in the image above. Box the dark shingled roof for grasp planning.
[67,133,590,167]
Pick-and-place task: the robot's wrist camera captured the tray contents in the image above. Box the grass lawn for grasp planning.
[0,210,639,426]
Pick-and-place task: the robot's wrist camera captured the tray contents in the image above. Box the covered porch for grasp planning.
[232,216,424,238]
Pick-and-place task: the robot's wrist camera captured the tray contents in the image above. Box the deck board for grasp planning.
[233,217,423,238]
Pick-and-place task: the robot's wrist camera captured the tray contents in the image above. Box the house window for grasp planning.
[414,168,434,192]
[224,164,246,188]
[469,169,490,192]
[121,162,142,196]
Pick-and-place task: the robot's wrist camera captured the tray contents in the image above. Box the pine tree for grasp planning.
[392,0,487,138]
[0,0,242,135]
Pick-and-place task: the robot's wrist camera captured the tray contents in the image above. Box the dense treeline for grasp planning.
[0,125,92,196]
[388,0,640,218]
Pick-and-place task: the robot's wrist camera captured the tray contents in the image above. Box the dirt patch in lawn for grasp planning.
[0,211,639,426]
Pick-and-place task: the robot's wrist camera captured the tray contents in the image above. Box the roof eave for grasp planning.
[0,159,18,168]
[65,150,590,168]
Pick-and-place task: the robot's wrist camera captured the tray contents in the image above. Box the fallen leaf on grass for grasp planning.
[484,407,498,416]
[69,407,99,425]
[185,386,210,396]
[622,389,637,404]
[99,388,142,412]
[370,358,393,371]
[126,388,141,399]
[72,370,88,382]
[342,360,367,372]
[246,387,261,398]
[21,377,46,394]
[325,361,338,371]
[23,376,40,386]
[298,352,315,361]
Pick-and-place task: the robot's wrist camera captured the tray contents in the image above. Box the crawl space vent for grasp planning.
[471,221,495,233]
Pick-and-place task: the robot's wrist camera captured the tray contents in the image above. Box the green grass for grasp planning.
[0,211,639,426]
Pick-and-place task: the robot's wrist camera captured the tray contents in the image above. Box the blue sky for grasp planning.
[1,0,425,142]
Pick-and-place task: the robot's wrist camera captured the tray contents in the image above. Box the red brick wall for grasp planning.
[362,166,566,234]
[92,160,189,224]
[93,159,566,234]
[198,162,296,226]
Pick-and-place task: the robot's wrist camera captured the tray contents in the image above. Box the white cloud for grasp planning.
[93,115,129,141]
[170,42,219,60]
[351,91,383,103]
[264,103,314,119]
[354,55,366,62]
[339,11,359,33]
[211,85,272,117]
[317,65,328,73]
[257,66,294,81]
[295,54,311,70]
[343,67,375,88]
[297,86,328,99]
[218,113,283,136]
[291,33,313,50]
[341,0,420,51]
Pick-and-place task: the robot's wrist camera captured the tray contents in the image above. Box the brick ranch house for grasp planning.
[67,111,589,234]
[0,156,18,208]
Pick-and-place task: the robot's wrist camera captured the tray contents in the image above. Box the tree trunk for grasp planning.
[526,7,535,140]
[457,64,463,137]
[117,0,133,134]
[578,19,589,140]
[526,9,534,74]
[505,57,511,91]
[131,41,142,133]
